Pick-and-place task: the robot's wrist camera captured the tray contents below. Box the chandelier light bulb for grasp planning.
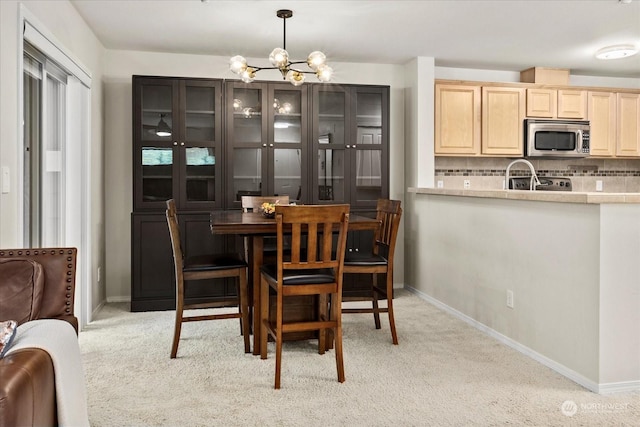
[287,70,305,86]
[307,51,326,71]
[230,55,248,74]
[316,64,333,82]
[241,67,256,83]
[269,48,289,68]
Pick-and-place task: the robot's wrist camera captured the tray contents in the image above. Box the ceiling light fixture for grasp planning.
[595,44,638,60]
[229,9,333,86]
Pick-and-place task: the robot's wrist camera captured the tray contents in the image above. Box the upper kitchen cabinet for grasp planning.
[133,76,223,211]
[311,85,389,209]
[616,92,640,157]
[588,91,617,157]
[588,90,640,158]
[225,81,309,209]
[434,84,481,155]
[526,88,586,119]
[481,86,526,156]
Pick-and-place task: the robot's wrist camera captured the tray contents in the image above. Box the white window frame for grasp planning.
[18,5,93,329]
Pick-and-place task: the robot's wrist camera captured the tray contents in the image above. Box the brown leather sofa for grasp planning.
[0,248,78,427]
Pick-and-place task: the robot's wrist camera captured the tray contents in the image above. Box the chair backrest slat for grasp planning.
[373,199,402,256]
[275,204,350,276]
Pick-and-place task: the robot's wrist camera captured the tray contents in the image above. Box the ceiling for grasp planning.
[71,0,640,79]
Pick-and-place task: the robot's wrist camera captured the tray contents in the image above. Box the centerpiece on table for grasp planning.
[259,201,279,218]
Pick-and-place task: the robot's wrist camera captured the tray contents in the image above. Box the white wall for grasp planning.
[103,50,406,301]
[0,0,106,314]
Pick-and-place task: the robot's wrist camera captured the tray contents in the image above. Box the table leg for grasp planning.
[252,235,264,356]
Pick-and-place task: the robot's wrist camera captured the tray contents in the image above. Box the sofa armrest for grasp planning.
[0,348,57,427]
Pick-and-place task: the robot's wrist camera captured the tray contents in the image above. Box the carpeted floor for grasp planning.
[79,290,639,426]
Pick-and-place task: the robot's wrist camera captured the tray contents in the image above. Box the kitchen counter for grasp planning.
[408,187,640,204]
[405,187,640,393]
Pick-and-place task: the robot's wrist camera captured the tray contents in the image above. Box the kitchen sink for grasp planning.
[508,176,572,191]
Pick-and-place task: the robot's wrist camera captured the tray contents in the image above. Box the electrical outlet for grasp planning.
[506,290,514,308]
[463,179,471,189]
[596,180,603,192]
[437,180,444,188]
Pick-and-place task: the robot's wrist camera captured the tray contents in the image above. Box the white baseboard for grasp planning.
[405,286,639,395]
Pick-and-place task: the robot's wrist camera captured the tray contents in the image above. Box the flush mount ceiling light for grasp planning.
[595,44,638,60]
[229,9,333,86]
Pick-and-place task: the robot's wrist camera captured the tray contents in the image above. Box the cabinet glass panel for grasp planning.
[317,148,345,201]
[355,92,383,202]
[185,86,215,141]
[232,148,262,201]
[273,148,302,200]
[141,147,173,201]
[185,147,215,202]
[318,91,346,145]
[142,85,173,142]
[273,90,301,144]
[232,88,263,143]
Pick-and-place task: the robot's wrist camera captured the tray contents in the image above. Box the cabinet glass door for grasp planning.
[227,84,266,207]
[270,85,306,202]
[134,78,179,210]
[141,84,174,142]
[180,81,221,208]
[313,86,348,204]
[140,146,174,202]
[351,88,388,208]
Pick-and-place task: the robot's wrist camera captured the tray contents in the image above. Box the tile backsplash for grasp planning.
[435,157,640,193]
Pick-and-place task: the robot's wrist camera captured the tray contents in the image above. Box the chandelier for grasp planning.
[229,9,333,86]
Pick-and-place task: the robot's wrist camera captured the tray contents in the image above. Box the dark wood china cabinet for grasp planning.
[131,75,389,310]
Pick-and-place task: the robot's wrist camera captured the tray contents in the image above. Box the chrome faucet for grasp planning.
[505,159,541,191]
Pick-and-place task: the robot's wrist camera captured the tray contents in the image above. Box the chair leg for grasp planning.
[318,294,327,355]
[331,292,345,383]
[239,269,251,354]
[170,306,183,359]
[260,277,269,360]
[274,293,284,389]
[372,273,382,329]
[386,271,398,345]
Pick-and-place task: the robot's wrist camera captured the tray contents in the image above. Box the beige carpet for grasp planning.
[79,291,639,426]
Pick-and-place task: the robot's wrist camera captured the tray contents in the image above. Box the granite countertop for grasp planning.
[408,187,640,204]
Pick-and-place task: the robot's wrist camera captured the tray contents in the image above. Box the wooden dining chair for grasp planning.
[166,199,251,358]
[259,204,350,389]
[342,199,402,344]
[240,195,290,260]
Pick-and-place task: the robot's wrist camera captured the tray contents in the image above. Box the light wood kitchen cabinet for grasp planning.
[588,91,617,157]
[526,88,586,119]
[616,92,640,157]
[482,86,525,156]
[435,84,481,155]
[558,90,587,119]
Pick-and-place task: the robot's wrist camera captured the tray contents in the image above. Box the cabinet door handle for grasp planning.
[173,141,178,146]
[180,142,185,146]
[346,145,351,148]
[262,143,267,147]
[269,144,274,147]
[352,145,356,149]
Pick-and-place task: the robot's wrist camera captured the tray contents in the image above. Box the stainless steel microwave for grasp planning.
[525,119,590,158]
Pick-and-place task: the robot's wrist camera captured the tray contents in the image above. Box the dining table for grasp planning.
[210,209,381,355]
